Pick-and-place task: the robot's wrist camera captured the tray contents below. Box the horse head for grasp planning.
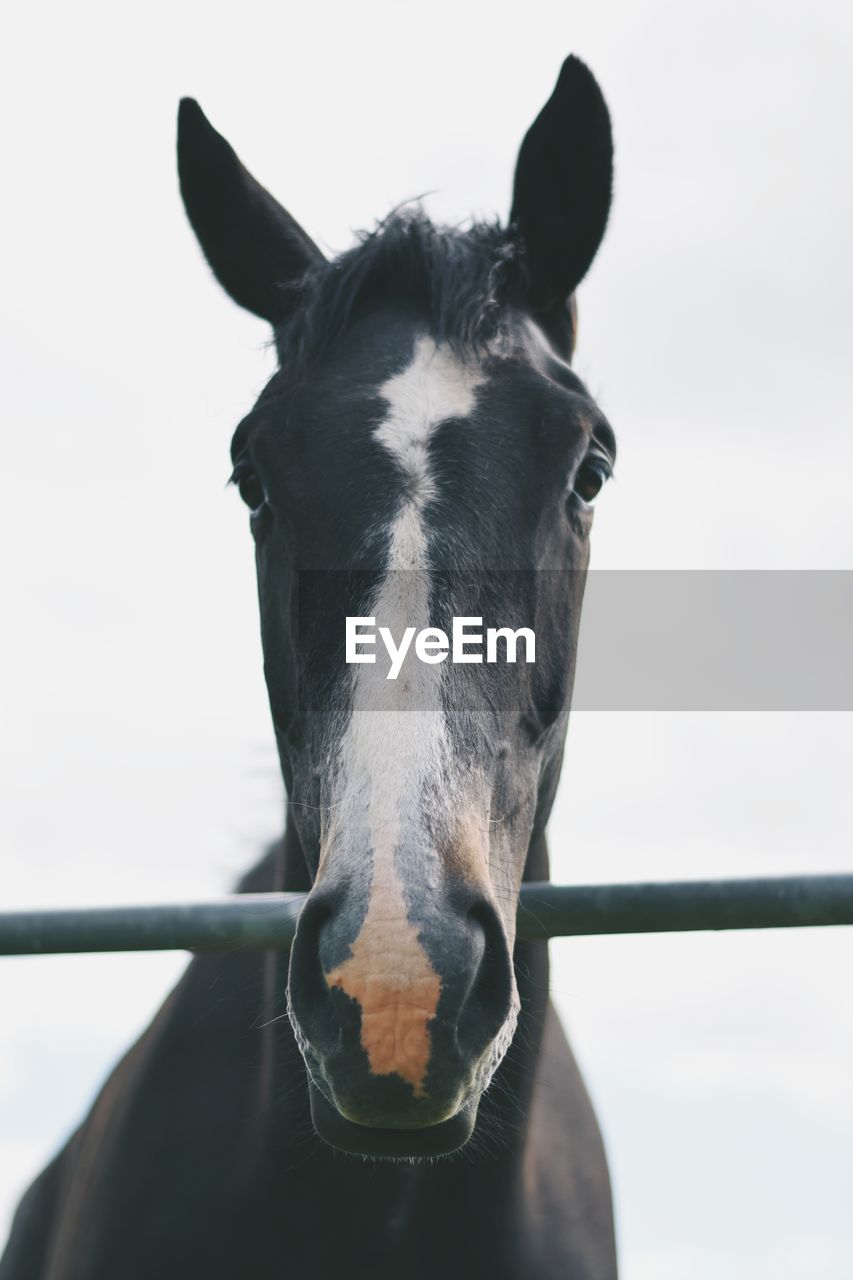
[177,56,614,1158]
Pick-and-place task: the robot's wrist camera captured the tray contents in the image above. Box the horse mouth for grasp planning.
[307,1081,478,1158]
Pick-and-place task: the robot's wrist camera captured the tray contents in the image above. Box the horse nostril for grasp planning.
[466,896,508,966]
[288,889,339,1017]
[462,897,515,1046]
[293,890,336,952]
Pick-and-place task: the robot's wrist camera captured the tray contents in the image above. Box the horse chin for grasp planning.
[308,1081,479,1159]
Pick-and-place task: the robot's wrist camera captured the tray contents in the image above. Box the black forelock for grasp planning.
[274,207,520,376]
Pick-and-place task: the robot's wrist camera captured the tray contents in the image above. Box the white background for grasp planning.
[1,2,852,1275]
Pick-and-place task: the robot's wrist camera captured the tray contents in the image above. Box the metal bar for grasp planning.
[515,874,853,939]
[0,875,851,957]
[0,895,305,956]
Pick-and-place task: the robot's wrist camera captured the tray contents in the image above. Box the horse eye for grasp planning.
[232,467,266,513]
[572,455,611,506]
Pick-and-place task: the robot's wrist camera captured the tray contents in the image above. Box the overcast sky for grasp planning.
[1,2,852,1276]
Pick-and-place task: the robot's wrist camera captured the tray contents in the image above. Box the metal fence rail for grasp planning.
[1,874,852,956]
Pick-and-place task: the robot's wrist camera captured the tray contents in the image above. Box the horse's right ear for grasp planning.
[177,98,325,329]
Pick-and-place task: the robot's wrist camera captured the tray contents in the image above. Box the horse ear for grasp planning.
[510,57,613,349]
[177,98,325,328]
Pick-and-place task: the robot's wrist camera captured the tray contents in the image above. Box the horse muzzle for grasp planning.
[288,881,516,1157]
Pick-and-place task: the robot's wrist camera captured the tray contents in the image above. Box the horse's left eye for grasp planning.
[572,455,611,506]
[231,465,266,513]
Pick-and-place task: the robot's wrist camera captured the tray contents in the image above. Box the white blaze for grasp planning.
[322,337,487,1094]
[337,335,487,826]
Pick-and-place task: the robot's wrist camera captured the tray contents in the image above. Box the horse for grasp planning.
[1,55,618,1279]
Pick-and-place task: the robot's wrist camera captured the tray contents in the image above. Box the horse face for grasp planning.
[178,56,613,1156]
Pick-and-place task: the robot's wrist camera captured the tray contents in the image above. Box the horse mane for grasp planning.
[275,208,520,375]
